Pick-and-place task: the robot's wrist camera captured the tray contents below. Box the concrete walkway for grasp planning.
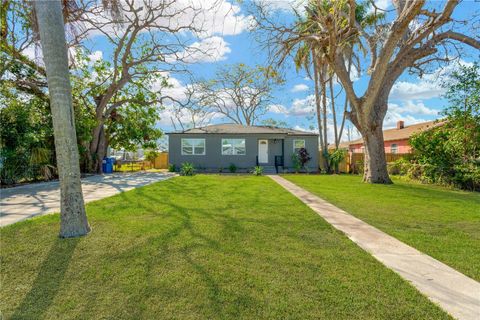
[270,175,480,320]
[0,172,176,227]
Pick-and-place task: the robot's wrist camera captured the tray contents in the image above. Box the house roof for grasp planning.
[169,123,318,136]
[346,120,444,146]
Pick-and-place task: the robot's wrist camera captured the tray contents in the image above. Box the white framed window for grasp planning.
[181,138,205,155]
[222,139,246,155]
[293,139,305,153]
[391,143,398,154]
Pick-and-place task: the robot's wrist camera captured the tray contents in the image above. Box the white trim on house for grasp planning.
[181,138,206,155]
[293,139,305,153]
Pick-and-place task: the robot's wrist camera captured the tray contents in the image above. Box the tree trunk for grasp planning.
[89,120,106,173]
[362,125,392,184]
[34,0,90,237]
[329,79,338,148]
[337,58,352,147]
[313,56,325,171]
[356,93,392,184]
[319,67,330,172]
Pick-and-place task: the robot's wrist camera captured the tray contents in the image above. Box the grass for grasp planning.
[284,174,480,281]
[1,175,451,319]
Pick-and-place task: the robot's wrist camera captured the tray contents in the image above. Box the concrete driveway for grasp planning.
[0,172,176,227]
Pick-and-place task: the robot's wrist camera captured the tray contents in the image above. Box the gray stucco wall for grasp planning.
[168,133,319,171]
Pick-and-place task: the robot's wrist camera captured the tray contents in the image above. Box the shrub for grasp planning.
[404,63,480,191]
[298,148,312,168]
[168,164,176,172]
[291,153,302,173]
[353,160,364,175]
[328,149,346,173]
[387,158,410,176]
[229,163,237,173]
[145,150,159,163]
[180,162,194,176]
[252,166,263,176]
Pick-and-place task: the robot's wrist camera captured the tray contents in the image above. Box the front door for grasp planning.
[258,140,268,163]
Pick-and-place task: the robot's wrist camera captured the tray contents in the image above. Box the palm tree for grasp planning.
[289,0,383,164]
[34,0,90,237]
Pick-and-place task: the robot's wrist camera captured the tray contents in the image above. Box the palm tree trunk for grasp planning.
[34,0,90,237]
[337,58,352,146]
[313,55,325,171]
[329,78,338,148]
[319,65,330,172]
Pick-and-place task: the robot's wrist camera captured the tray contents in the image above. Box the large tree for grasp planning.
[34,0,90,237]
[255,0,480,183]
[76,0,221,172]
[194,63,284,125]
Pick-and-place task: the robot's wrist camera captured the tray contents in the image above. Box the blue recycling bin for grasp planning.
[108,157,115,172]
[102,157,114,174]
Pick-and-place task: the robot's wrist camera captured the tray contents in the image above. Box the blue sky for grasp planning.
[81,0,479,143]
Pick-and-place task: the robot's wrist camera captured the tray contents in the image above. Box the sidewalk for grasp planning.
[1,172,176,227]
[270,175,480,320]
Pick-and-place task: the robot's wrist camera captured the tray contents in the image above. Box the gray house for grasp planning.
[168,124,319,173]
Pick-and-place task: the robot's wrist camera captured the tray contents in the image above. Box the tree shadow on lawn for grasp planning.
[118,187,265,317]
[11,237,80,319]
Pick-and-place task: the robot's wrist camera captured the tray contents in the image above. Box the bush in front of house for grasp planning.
[180,162,194,176]
[168,164,176,172]
[252,166,263,176]
[229,163,237,173]
[298,148,312,169]
[291,148,311,173]
[291,153,302,173]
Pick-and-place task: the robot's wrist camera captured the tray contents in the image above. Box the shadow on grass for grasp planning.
[11,238,79,320]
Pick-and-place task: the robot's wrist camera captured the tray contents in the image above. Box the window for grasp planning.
[391,143,398,154]
[181,138,205,155]
[222,139,246,155]
[293,139,305,153]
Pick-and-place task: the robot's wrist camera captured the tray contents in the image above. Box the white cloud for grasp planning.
[192,0,252,38]
[289,95,315,116]
[166,36,231,63]
[84,0,250,39]
[390,60,473,101]
[154,74,188,101]
[291,83,309,92]
[390,80,445,100]
[389,101,439,116]
[373,0,391,11]
[88,50,103,62]
[261,0,306,13]
[384,107,427,129]
[268,104,288,114]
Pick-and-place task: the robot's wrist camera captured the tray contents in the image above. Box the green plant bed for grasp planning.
[284,174,480,281]
[1,176,450,319]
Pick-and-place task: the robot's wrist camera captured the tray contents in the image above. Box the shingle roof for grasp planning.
[347,120,445,145]
[169,123,318,136]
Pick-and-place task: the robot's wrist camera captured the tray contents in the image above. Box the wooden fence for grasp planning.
[113,152,169,172]
[320,151,411,173]
[153,152,169,169]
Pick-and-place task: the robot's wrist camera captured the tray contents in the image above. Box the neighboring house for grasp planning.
[168,123,319,172]
[338,120,444,154]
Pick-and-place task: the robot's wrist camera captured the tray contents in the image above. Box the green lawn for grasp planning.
[284,174,480,281]
[1,176,450,319]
